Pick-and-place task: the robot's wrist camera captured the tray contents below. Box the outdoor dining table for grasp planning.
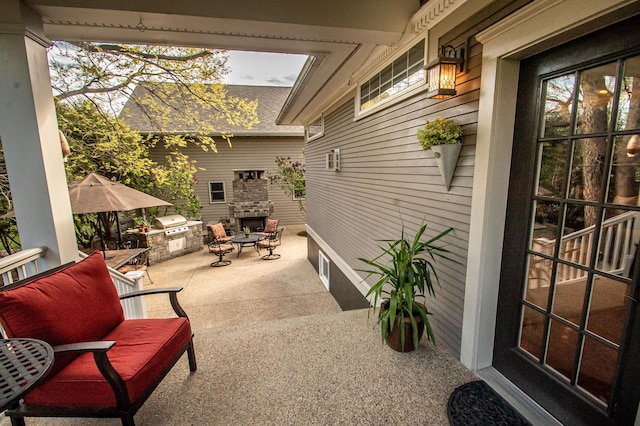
[230,234,265,257]
[102,247,149,270]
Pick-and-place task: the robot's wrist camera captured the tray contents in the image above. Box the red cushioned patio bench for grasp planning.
[0,252,197,426]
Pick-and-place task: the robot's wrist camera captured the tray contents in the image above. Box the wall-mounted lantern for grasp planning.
[426,44,465,99]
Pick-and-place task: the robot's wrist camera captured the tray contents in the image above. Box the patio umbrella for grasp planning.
[67,173,172,248]
[1,173,172,217]
[67,173,171,214]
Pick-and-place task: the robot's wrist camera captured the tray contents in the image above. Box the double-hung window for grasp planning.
[209,182,226,203]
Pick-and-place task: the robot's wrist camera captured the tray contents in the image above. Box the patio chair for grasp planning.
[257,227,284,260]
[208,235,234,267]
[258,218,279,237]
[0,252,196,426]
[207,222,233,244]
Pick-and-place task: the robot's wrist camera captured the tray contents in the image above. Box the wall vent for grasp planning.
[326,148,341,171]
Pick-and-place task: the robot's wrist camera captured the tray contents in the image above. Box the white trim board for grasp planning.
[460,0,635,371]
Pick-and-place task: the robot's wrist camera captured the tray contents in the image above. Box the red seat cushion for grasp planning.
[24,318,192,407]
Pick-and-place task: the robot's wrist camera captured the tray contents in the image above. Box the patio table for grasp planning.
[0,338,54,412]
[103,247,149,270]
[230,234,265,257]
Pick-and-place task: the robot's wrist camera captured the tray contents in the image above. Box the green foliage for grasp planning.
[417,117,463,151]
[268,153,306,212]
[50,42,259,154]
[358,222,454,349]
[0,143,19,255]
[151,151,203,219]
[58,101,200,244]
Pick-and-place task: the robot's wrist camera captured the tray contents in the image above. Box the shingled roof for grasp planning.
[120,83,303,136]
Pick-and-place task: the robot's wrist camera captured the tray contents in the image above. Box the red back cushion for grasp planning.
[209,223,227,239]
[264,219,279,233]
[0,252,124,344]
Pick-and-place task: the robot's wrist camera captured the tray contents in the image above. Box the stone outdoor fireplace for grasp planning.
[228,170,274,233]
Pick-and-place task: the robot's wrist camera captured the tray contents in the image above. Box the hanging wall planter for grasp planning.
[417,117,463,191]
[432,143,462,190]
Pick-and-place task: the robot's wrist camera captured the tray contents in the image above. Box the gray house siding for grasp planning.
[152,136,306,227]
[306,38,481,356]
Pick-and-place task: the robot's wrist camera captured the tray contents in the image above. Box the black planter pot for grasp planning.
[380,300,425,352]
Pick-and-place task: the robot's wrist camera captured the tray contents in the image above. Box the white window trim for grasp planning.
[354,37,427,120]
[208,181,226,204]
[306,115,324,142]
[319,250,330,290]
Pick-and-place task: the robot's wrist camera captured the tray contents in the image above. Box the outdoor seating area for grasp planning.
[207,221,284,266]
[0,225,476,425]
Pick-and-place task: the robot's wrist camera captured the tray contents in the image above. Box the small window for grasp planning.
[319,251,330,290]
[358,39,425,115]
[293,180,305,201]
[209,182,226,203]
[306,115,324,141]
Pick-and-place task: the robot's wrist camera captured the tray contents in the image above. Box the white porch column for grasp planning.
[460,56,519,369]
[0,0,77,267]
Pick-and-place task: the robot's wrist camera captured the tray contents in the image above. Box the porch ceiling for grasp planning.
[25,0,420,125]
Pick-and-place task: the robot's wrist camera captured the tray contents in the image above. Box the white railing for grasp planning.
[0,248,146,319]
[0,247,47,285]
[77,252,147,319]
[532,211,637,286]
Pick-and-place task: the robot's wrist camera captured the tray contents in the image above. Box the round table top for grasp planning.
[0,338,54,411]
[231,234,266,243]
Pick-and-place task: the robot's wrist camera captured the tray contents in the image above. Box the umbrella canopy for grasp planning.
[0,173,172,219]
[68,173,171,213]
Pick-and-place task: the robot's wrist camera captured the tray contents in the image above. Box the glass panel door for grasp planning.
[494,20,640,423]
[522,55,640,407]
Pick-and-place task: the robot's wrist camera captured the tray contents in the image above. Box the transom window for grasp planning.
[358,39,425,114]
[208,182,226,203]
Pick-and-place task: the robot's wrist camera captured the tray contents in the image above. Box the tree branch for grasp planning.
[82,43,213,61]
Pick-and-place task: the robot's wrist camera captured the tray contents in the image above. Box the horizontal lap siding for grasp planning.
[152,136,305,227]
[306,39,481,356]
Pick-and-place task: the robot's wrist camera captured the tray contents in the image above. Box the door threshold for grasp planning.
[476,367,562,426]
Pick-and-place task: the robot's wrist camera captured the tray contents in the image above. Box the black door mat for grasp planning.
[448,380,532,426]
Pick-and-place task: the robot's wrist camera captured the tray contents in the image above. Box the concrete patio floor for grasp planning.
[7,225,477,425]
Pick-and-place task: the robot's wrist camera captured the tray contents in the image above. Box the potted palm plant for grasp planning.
[417,117,463,190]
[358,222,453,352]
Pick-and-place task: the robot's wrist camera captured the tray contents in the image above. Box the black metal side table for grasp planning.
[0,338,54,411]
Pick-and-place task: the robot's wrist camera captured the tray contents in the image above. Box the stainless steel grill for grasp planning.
[154,215,189,236]
[154,215,187,229]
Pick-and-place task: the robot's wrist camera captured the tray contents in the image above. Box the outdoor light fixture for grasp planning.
[426,44,465,99]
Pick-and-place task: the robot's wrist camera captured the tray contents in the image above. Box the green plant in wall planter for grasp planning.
[418,117,463,190]
[358,221,453,352]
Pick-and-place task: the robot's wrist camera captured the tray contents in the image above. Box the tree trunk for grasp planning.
[580,75,610,226]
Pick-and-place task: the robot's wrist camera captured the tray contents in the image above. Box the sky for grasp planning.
[223,51,308,87]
